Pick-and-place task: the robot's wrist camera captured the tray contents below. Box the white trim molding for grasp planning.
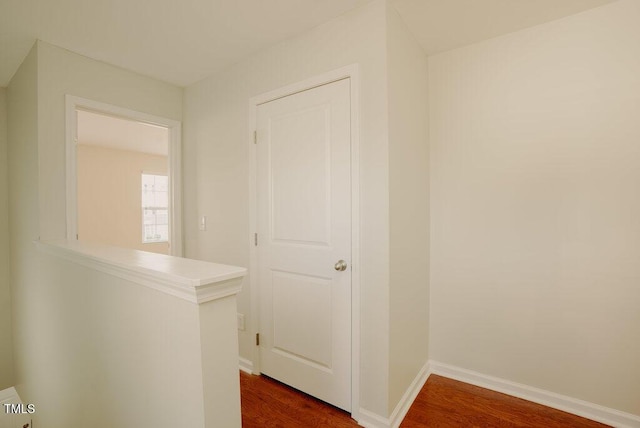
[388,362,431,427]
[239,357,255,375]
[0,387,30,427]
[357,361,431,428]
[64,95,184,257]
[429,361,640,428]
[36,239,246,305]
[0,387,20,404]
[358,409,392,428]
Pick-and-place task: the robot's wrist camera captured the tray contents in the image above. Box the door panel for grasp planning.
[270,105,331,245]
[272,270,332,368]
[257,78,351,411]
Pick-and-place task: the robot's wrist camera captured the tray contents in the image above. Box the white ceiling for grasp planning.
[0,0,371,87]
[0,0,617,88]
[77,110,168,156]
[392,0,617,55]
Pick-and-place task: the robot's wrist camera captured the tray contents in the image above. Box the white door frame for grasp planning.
[65,95,183,256]
[248,64,361,420]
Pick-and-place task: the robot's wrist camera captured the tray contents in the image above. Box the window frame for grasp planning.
[65,95,183,256]
[141,173,170,244]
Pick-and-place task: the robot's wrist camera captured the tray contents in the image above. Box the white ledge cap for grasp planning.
[36,239,246,304]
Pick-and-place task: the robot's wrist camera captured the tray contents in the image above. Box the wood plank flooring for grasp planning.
[401,375,608,428]
[240,371,359,427]
[240,372,609,427]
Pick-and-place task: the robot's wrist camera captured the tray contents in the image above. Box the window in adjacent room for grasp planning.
[142,173,169,243]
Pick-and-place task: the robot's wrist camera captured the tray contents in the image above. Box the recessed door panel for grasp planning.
[270,105,331,246]
[272,270,332,368]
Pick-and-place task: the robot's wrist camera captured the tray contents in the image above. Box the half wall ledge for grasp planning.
[33,238,246,427]
[35,239,246,304]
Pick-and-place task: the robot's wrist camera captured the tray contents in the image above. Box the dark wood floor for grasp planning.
[240,372,609,427]
[241,371,359,427]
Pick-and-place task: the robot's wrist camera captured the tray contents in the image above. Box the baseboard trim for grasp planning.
[357,408,391,428]
[0,386,31,426]
[0,386,20,403]
[239,357,255,375]
[429,361,640,428]
[357,361,431,428]
[388,361,431,427]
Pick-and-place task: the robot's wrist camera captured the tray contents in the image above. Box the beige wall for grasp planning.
[184,0,391,416]
[386,4,429,414]
[77,145,168,254]
[429,0,640,416]
[7,45,39,397]
[0,87,13,390]
[35,252,208,427]
[8,41,183,425]
[37,41,182,242]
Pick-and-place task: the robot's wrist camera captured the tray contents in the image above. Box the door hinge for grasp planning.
[74,110,79,143]
[254,233,258,246]
[253,130,257,144]
[256,333,260,346]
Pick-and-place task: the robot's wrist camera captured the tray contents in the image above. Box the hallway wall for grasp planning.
[429,0,640,416]
[184,0,391,417]
[386,3,430,414]
[7,41,183,426]
[0,87,13,390]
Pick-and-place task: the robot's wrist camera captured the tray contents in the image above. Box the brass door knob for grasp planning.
[334,260,347,271]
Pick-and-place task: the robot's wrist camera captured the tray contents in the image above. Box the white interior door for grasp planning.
[257,78,352,411]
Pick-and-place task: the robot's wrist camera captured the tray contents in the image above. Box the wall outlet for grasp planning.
[237,313,245,331]
[199,215,207,231]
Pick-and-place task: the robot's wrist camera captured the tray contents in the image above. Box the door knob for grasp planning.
[334,260,347,271]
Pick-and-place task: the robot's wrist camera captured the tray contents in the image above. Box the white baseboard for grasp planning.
[239,357,255,375]
[0,386,31,427]
[0,386,21,404]
[357,361,431,428]
[429,361,640,428]
[388,361,431,427]
[236,356,639,428]
[358,408,392,428]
